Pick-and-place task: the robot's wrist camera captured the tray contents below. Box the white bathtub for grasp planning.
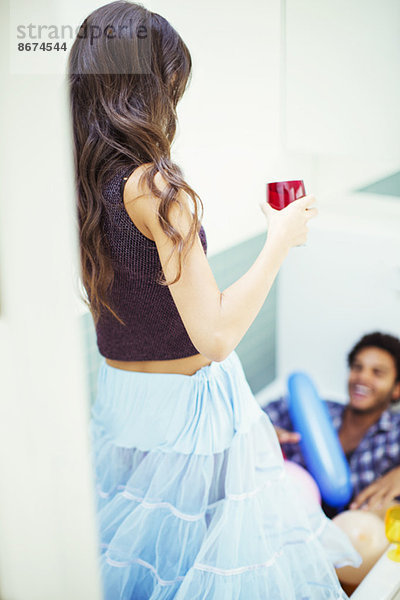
[350,544,400,600]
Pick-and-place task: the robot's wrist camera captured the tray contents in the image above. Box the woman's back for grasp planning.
[94,163,210,372]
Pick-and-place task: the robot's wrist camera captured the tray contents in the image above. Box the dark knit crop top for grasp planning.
[93,164,208,361]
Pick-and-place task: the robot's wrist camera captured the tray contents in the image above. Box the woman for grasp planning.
[68,2,361,598]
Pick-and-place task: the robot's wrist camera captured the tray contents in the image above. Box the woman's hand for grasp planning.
[274,426,301,444]
[259,194,318,250]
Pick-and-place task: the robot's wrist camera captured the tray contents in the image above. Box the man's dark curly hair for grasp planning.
[347,332,400,385]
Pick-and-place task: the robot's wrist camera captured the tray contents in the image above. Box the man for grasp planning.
[264,332,400,517]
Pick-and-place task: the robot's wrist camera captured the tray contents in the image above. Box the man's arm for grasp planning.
[350,465,400,510]
[263,397,301,444]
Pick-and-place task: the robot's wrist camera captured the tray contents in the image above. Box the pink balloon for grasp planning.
[284,460,321,506]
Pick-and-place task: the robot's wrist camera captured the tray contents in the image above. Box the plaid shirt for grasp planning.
[263,397,400,515]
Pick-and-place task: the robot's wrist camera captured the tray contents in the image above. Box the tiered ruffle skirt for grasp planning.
[89,350,361,599]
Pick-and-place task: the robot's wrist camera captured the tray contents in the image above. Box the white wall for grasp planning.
[278,192,400,402]
[0,1,104,599]
[285,0,400,162]
[281,0,400,214]
[271,0,400,403]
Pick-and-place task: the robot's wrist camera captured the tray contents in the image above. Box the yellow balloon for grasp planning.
[333,510,390,586]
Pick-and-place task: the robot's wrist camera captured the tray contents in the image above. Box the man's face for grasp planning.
[348,347,400,413]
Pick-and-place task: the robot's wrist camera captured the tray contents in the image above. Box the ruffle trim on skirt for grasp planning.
[90,405,362,600]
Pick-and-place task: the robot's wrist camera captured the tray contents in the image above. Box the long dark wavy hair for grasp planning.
[67,0,204,327]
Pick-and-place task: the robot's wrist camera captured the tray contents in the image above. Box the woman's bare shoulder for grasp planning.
[123,164,189,235]
[124,162,154,199]
[122,162,157,239]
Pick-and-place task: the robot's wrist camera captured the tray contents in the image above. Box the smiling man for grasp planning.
[264,332,400,518]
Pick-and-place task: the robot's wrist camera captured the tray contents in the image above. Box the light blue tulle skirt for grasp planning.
[88,350,361,600]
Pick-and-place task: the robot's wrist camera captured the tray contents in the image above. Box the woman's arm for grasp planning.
[124,170,317,362]
[216,233,288,359]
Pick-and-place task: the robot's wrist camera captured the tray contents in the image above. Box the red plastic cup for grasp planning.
[266,180,306,210]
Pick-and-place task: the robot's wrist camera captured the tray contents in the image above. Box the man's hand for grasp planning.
[350,466,400,511]
[274,426,301,444]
